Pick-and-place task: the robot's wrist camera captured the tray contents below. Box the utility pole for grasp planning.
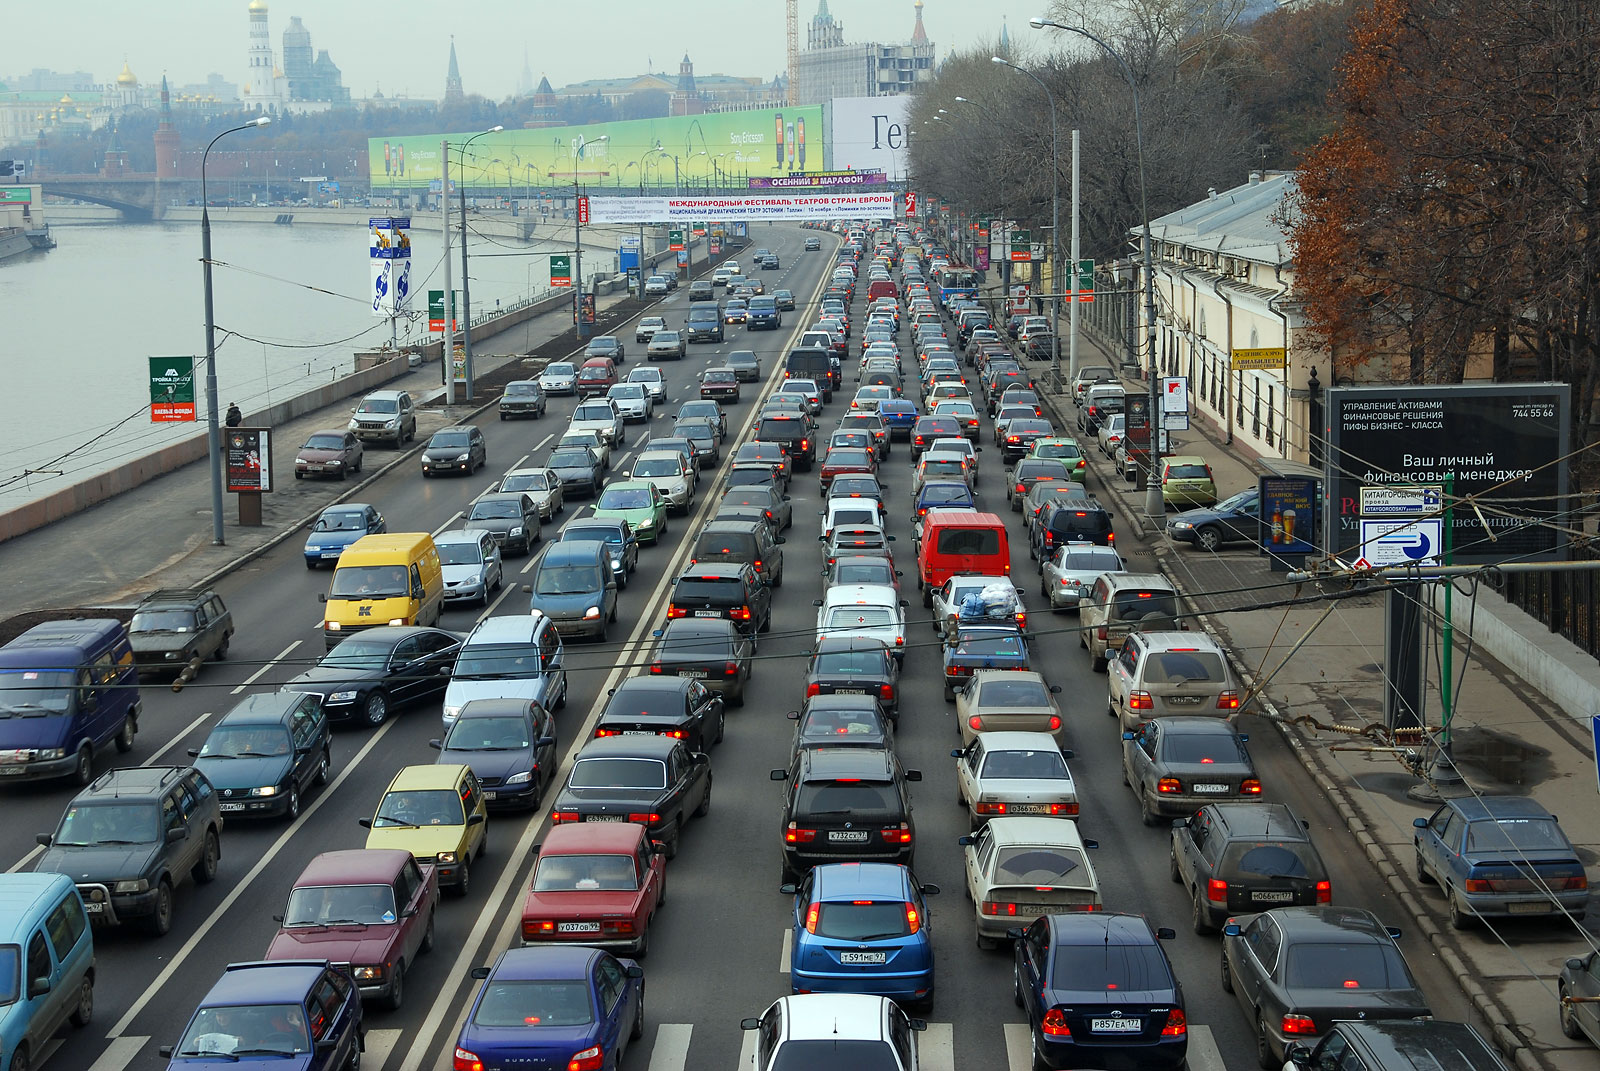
[574,172,586,340]
[1067,129,1080,381]
[440,139,455,405]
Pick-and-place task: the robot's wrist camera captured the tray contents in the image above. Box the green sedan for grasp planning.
[1026,436,1088,483]
[593,480,669,544]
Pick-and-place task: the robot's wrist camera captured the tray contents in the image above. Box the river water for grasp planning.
[0,217,559,509]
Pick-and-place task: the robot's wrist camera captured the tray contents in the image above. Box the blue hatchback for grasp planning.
[455,946,643,1071]
[877,400,920,439]
[303,503,386,569]
[782,862,939,1009]
[161,960,363,1070]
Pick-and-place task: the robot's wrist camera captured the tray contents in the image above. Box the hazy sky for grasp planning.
[3,1,1048,100]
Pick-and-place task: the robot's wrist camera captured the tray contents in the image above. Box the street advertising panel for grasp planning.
[586,192,894,224]
[1260,475,1319,556]
[148,357,196,422]
[1324,383,1569,565]
[226,428,272,493]
[368,217,412,317]
[748,171,886,189]
[825,96,911,180]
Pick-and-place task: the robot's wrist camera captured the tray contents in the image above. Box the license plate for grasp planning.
[695,610,722,618]
[322,550,342,558]
[680,670,708,679]
[840,951,887,964]
[1253,890,1293,903]
[835,688,867,695]
[828,830,869,843]
[622,730,654,735]
[0,766,25,776]
[557,921,602,933]
[1090,1018,1142,1034]
[482,791,497,801]
[1010,804,1051,814]
[1166,695,1203,706]
[220,802,246,812]
[84,902,104,914]
[1191,784,1229,794]
[586,814,626,822]
[1508,901,1553,914]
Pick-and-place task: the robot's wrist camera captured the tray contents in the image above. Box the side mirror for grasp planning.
[1238,734,1249,743]
[769,769,788,781]
[34,833,50,847]
[1568,957,1588,971]
[1412,817,1429,829]
[439,665,452,676]
[887,534,897,541]
[1155,927,1176,940]
[186,747,201,758]
[775,536,787,545]
[1005,927,1025,941]
[470,966,491,980]
[318,593,328,603]
[813,599,824,607]
[467,812,486,826]
[921,883,941,895]
[895,570,903,577]
[1121,731,1136,741]
[905,770,922,782]
[957,835,975,846]
[1172,817,1190,829]
[817,534,826,542]
[1083,839,1100,849]
[652,629,664,638]
[1386,926,1402,940]
[159,1046,175,1059]
[1049,685,1063,694]
[909,1018,928,1032]
[165,827,188,843]
[740,1018,761,1030]
[1283,1043,1312,1068]
[950,748,966,758]
[426,738,443,751]
[358,818,373,828]
[651,841,668,855]
[779,882,798,895]
[538,736,557,747]
[899,599,910,608]
[521,584,533,594]
[785,709,800,720]
[529,843,542,856]
[625,964,645,979]
[1222,923,1243,937]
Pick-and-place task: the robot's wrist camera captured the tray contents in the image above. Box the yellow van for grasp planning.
[320,533,444,649]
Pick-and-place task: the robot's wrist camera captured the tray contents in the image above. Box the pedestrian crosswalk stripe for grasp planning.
[85,1037,149,1071]
[647,1023,693,1071]
[361,1029,401,1071]
[1188,1024,1226,1071]
[920,1021,954,1071]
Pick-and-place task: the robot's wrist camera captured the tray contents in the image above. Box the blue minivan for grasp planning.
[0,619,141,785]
[0,873,96,1070]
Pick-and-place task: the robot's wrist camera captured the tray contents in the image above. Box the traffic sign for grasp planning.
[1359,485,1444,517]
[549,254,572,288]
[668,227,685,251]
[1358,520,1444,566]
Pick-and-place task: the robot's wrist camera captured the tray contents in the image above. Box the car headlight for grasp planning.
[455,453,470,462]
[329,690,358,702]
[252,786,279,797]
[443,705,462,721]
[504,771,533,785]
[510,527,524,537]
[165,651,180,660]
[114,879,149,894]
[384,418,399,428]
[436,852,458,864]
[33,748,66,761]
[1170,520,1194,529]
[325,621,342,631]
[387,617,407,626]
[295,456,308,465]
[352,965,385,982]
[584,606,602,619]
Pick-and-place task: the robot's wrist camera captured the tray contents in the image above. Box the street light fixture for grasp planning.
[993,55,1062,392]
[573,134,609,340]
[453,124,502,400]
[1030,15,1163,514]
[201,113,270,546]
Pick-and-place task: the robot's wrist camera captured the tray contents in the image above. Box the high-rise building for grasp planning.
[794,0,936,106]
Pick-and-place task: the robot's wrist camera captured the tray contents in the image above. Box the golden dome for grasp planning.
[116,61,137,87]
[59,93,73,104]
[248,0,268,13]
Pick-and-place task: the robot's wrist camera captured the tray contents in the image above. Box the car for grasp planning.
[431,697,558,810]
[771,748,921,882]
[911,416,961,455]
[755,414,816,468]
[723,299,749,324]
[776,378,824,415]
[914,479,977,523]
[1034,499,1116,557]
[597,676,726,753]
[551,735,712,859]
[569,399,625,448]
[547,445,605,499]
[1171,802,1331,934]
[630,450,696,515]
[1413,795,1590,928]
[827,554,902,594]
[186,691,331,821]
[35,766,222,936]
[462,492,540,557]
[952,669,1065,747]
[1013,913,1187,1071]
[773,288,796,310]
[643,274,670,295]
[839,412,891,458]
[829,473,886,503]
[804,636,900,718]
[648,618,755,705]
[1282,1021,1512,1071]
[494,468,562,523]
[674,418,721,467]
[822,526,895,575]
[781,863,939,1007]
[635,315,667,343]
[302,503,386,568]
[734,441,791,486]
[525,541,621,641]
[646,330,686,360]
[1108,631,1242,730]
[668,562,772,638]
[678,398,728,439]
[930,575,1026,638]
[1097,413,1128,458]
[420,425,487,477]
[943,625,1031,700]
[761,253,781,270]
[266,849,439,1009]
[359,763,488,895]
[1221,907,1429,1066]
[1009,458,1074,507]
[954,730,1079,832]
[606,383,652,424]
[700,367,741,402]
[804,236,822,250]
[159,960,362,1067]
[1080,573,1182,669]
[720,484,793,532]
[626,365,668,403]
[822,498,887,540]
[741,993,928,1071]
[788,695,895,760]
[497,379,548,422]
[726,349,762,382]
[1040,542,1126,611]
[520,823,666,956]
[128,588,234,676]
[539,360,579,396]
[577,357,618,396]
[960,817,1102,951]
[282,626,461,730]
[1155,455,1217,507]
[1122,717,1261,826]
[1027,436,1087,479]
[688,279,715,301]
[819,447,878,493]
[1560,949,1600,1047]
[815,584,907,659]
[1070,365,1117,404]
[593,481,669,545]
[747,295,782,329]
[1021,481,1090,535]
[294,429,362,481]
[438,612,561,727]
[582,336,624,366]
[349,388,416,446]
[1165,486,1263,551]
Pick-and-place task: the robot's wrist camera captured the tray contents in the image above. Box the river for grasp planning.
[0,216,563,510]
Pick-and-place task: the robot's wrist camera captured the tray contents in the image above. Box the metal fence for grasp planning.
[1499,544,1600,662]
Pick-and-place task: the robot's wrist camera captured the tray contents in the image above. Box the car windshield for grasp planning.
[1051,941,1171,992]
[549,450,593,469]
[1162,734,1247,765]
[609,385,645,399]
[570,757,667,790]
[633,458,680,478]
[771,1041,901,1071]
[654,331,681,341]
[319,637,396,670]
[0,946,16,1007]
[283,883,397,927]
[1220,842,1325,881]
[130,608,196,633]
[454,644,542,679]
[954,634,1023,658]
[545,363,575,376]
[445,716,532,751]
[589,338,619,352]
[200,725,292,758]
[560,527,622,548]
[981,749,1069,780]
[506,383,540,397]
[1465,817,1571,853]
[356,398,397,414]
[681,403,719,419]
[54,803,156,846]
[629,370,663,383]
[536,564,603,596]
[532,853,639,892]
[825,607,893,629]
[677,424,713,442]
[431,431,470,448]
[578,367,608,379]
[1283,943,1414,990]
[177,1003,310,1057]
[1146,651,1226,683]
[797,780,898,817]
[473,980,594,1028]
[995,847,1088,886]
[372,789,463,827]
[314,510,369,532]
[814,651,884,676]
[811,901,911,940]
[502,473,549,492]
[304,434,345,451]
[801,707,884,738]
[599,488,652,511]
[469,500,522,520]
[705,371,736,383]
[329,564,409,599]
[641,318,665,328]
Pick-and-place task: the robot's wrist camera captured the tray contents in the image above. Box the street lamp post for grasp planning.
[573,134,609,340]
[1031,16,1163,515]
[992,57,1062,391]
[201,114,270,546]
[455,125,503,401]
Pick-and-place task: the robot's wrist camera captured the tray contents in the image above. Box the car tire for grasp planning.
[72,745,93,787]
[68,975,93,1028]
[1561,983,1585,1039]
[662,823,681,859]
[193,829,220,884]
[1221,946,1234,993]
[631,985,646,1040]
[1169,850,1181,884]
[1139,786,1159,827]
[115,715,137,754]
[362,692,389,728]
[306,559,318,569]
[1415,849,1433,883]
[453,857,471,898]
[1196,526,1223,552]
[1447,888,1474,930]
[285,785,301,821]
[421,910,436,954]
[1031,1029,1051,1071]
[695,780,713,818]
[146,880,174,936]
[1192,890,1216,935]
[10,1045,30,1071]
[1255,1013,1275,1070]
[385,961,405,1012]
[633,924,650,960]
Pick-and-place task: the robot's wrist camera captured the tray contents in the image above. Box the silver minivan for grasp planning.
[434,529,503,606]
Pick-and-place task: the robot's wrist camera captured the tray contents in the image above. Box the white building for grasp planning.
[241,0,288,111]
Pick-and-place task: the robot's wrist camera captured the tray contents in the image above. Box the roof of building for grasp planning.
[1142,171,1296,266]
[911,0,929,45]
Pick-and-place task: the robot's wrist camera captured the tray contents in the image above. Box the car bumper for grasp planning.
[550,616,609,639]
[1038,1033,1186,1071]
[542,382,577,395]
[791,965,934,1003]
[218,793,293,817]
[523,932,648,954]
[499,404,543,418]
[1165,525,1202,544]
[618,408,649,422]
[78,884,160,925]
[1456,890,1590,919]
[481,781,541,808]
[1047,584,1088,609]
[444,581,488,603]
[783,845,913,872]
[559,479,597,497]
[702,389,740,401]
[352,427,402,442]
[0,751,86,782]
[1145,789,1241,818]
[422,459,474,475]
[296,461,350,478]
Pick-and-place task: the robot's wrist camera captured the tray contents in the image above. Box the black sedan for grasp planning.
[595,676,725,753]
[803,636,900,719]
[421,425,487,476]
[548,446,605,498]
[1013,913,1187,1071]
[555,518,640,585]
[550,736,712,858]
[787,694,894,762]
[1123,717,1260,826]
[648,619,754,706]
[464,491,541,556]
[282,626,463,727]
[1221,907,1430,1068]
[430,697,558,810]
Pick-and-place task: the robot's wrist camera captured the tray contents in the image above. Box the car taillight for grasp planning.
[904,901,922,934]
[882,823,913,844]
[1316,880,1332,903]
[786,824,817,843]
[1207,879,1229,903]
[626,812,661,824]
[667,606,687,618]
[1129,691,1154,710]
[805,903,820,933]
[1161,1009,1187,1038]
[732,606,752,620]
[1097,626,1107,640]
[1041,1008,1072,1037]
[879,684,895,701]
[552,811,579,823]
[725,661,740,676]
[595,728,621,738]
[454,1047,483,1071]
[1563,874,1591,890]
[523,918,557,940]
[801,439,809,449]
[1464,878,1492,893]
[1217,690,1240,710]
[1241,779,1262,795]
[569,1045,605,1071]
[649,662,663,674]
[982,899,1019,916]
[1281,1014,1317,1036]
[1157,777,1182,794]
[1016,483,1026,495]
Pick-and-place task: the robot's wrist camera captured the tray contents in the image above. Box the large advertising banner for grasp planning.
[825,96,912,180]
[369,106,826,190]
[586,192,895,224]
[369,217,412,317]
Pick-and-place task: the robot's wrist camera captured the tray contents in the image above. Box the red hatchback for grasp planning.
[819,446,879,492]
[520,822,666,956]
[577,357,618,397]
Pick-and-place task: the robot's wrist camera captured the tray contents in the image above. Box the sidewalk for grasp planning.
[1045,328,1599,1071]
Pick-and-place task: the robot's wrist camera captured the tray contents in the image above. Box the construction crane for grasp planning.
[786,0,798,106]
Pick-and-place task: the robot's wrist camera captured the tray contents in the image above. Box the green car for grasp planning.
[593,480,669,544]
[1027,436,1088,483]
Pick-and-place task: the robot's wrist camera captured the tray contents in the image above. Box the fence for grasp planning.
[1498,543,1600,663]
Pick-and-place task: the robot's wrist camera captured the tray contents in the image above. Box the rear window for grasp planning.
[1144,650,1226,683]
[1282,943,1413,991]
[814,650,885,676]
[696,534,755,558]
[811,902,911,940]
[1111,590,1178,620]
[1051,941,1172,992]
[1061,548,1122,572]
[935,527,1001,556]
[1465,817,1570,853]
[1219,842,1326,881]
[797,780,900,818]
[674,577,745,602]
[1161,733,1247,765]
[980,749,1069,780]
[977,678,1050,707]
[1167,464,1211,480]
[758,419,806,440]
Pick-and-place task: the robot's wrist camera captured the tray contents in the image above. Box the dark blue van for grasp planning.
[0,619,141,785]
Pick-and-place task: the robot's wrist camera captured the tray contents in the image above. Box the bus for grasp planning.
[935,267,979,308]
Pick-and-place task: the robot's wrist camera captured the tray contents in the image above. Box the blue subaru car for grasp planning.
[302,503,386,569]
[455,946,644,1071]
[161,959,363,1070]
[781,862,939,1009]
[877,400,920,439]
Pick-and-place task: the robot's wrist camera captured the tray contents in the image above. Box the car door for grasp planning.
[366,506,386,535]
[172,780,207,875]
[1235,914,1281,1009]
[291,694,328,790]
[530,705,558,794]
[1221,492,1261,544]
[1574,952,1600,1043]
[394,856,429,963]
[1420,806,1459,883]
[1125,722,1158,794]
[20,926,69,1044]
[460,771,488,858]
[387,634,429,705]
[957,738,983,807]
[1174,809,1206,891]
[1018,917,1051,1021]
[1108,637,1138,716]
[594,956,630,1059]
[307,971,358,1070]
[536,623,566,711]
[966,823,996,903]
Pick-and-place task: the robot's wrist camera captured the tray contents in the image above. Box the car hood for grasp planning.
[266,925,398,965]
[594,506,655,526]
[194,754,293,793]
[637,475,689,495]
[445,678,543,710]
[439,748,535,781]
[365,826,470,857]
[530,592,605,615]
[303,529,366,553]
[570,418,616,432]
[38,843,158,881]
[423,446,468,460]
[442,562,490,585]
[540,372,576,384]
[129,632,194,656]
[286,665,383,690]
[465,518,521,535]
[551,464,597,481]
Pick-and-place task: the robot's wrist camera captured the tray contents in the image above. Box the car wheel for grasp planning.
[193,829,220,884]
[1561,983,1585,1039]
[633,923,650,960]
[146,880,174,936]
[306,559,318,569]
[1139,785,1159,827]
[1415,849,1433,883]
[72,745,93,787]
[1031,1028,1051,1071]
[385,961,405,1012]
[1447,888,1474,930]
[362,692,389,728]
[662,822,681,859]
[1013,958,1026,1008]
[714,711,726,745]
[115,715,137,754]
[631,984,646,1040]
[214,635,230,661]
[285,785,301,821]
[695,779,712,817]
[1169,850,1181,884]
[421,910,436,954]
[1197,525,1223,552]
[453,857,471,898]
[9,1045,30,1071]
[732,686,746,708]
[68,974,93,1028]
[1192,889,1216,935]
[1255,1013,1275,1070]
[1221,947,1234,993]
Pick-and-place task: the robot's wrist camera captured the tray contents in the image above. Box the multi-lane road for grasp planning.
[2,223,1470,1071]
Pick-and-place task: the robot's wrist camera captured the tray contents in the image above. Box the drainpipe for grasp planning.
[1211,273,1235,446]
[1268,289,1295,459]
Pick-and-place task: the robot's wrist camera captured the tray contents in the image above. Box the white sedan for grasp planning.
[960,816,1102,950]
[954,730,1079,832]
[643,274,671,295]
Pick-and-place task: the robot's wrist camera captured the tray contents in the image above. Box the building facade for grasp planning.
[794,0,935,106]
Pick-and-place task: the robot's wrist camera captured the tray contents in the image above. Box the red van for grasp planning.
[917,510,1011,604]
[866,279,900,303]
[576,356,618,397]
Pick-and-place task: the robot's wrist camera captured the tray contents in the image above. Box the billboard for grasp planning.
[368,106,825,190]
[148,356,196,423]
[369,217,412,318]
[1324,383,1570,565]
[825,96,912,180]
[225,428,272,494]
[587,192,894,224]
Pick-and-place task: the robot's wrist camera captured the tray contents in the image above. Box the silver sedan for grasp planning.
[1039,544,1126,610]
[954,730,1079,831]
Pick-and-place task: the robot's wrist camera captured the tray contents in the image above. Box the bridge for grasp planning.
[39,176,371,220]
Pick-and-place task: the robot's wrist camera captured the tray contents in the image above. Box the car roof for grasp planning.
[1049,912,1159,947]
[810,862,914,900]
[662,618,739,639]
[491,945,602,982]
[981,815,1090,848]
[434,529,492,547]
[466,615,548,645]
[292,848,411,887]
[612,676,693,698]
[678,563,747,580]
[385,763,467,792]
[538,822,647,855]
[79,765,191,800]
[814,635,892,655]
[203,961,328,1006]
[1103,572,1174,590]
[1131,631,1223,652]
[779,994,890,1042]
[217,691,304,727]
[801,747,897,781]
[575,735,679,760]
[821,583,899,607]
[1441,795,1554,821]
[1336,1021,1505,1069]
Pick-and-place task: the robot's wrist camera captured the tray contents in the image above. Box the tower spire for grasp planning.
[911,0,928,45]
[444,36,464,105]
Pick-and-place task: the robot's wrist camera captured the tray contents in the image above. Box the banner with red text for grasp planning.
[585,192,895,224]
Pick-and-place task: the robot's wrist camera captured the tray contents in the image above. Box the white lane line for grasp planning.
[533,433,553,451]
[779,927,791,974]
[362,1029,401,1070]
[921,1023,954,1071]
[735,1027,756,1071]
[107,715,402,1039]
[86,1036,149,1071]
[140,710,215,766]
[1187,1024,1226,1071]
[431,511,464,537]
[511,453,529,469]
[476,573,524,621]
[232,640,301,695]
[1003,1023,1031,1071]
[647,1023,693,1071]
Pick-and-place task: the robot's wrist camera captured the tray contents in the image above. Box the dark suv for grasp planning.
[1035,500,1115,552]
[756,415,816,469]
[770,748,921,881]
[35,765,224,935]
[1170,801,1331,933]
[128,588,235,677]
[668,562,772,637]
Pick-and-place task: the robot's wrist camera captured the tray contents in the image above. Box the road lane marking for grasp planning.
[86,1036,148,1071]
[363,1029,401,1070]
[921,1022,954,1071]
[647,1023,692,1071]
[232,640,301,695]
[107,715,402,1039]
[140,710,215,766]
[431,511,464,537]
[1188,1024,1225,1071]
[533,433,553,451]
[779,927,791,973]
[1003,1022,1031,1071]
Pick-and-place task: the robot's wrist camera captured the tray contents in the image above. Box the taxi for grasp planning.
[358,764,488,896]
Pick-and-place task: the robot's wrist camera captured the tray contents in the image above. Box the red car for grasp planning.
[266,848,440,1010]
[577,357,618,397]
[520,822,666,956]
[700,368,741,402]
[819,446,878,492]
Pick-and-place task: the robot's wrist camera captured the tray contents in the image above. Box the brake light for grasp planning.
[453,1048,483,1071]
[1207,879,1229,903]
[569,1045,605,1071]
[904,902,922,934]
[1464,878,1492,893]
[1157,777,1182,794]
[785,824,817,843]
[1217,691,1240,710]
[805,903,820,933]
[880,684,895,701]
[523,919,556,938]
[732,606,752,620]
[1316,880,1332,903]
[1161,1009,1187,1038]
[1041,1009,1072,1037]
[667,606,687,618]
[626,813,661,824]
[1565,874,1590,890]
[982,899,1019,916]
[1281,1015,1317,1036]
[1129,691,1154,710]
[882,823,913,844]
[552,810,579,823]
[1097,626,1108,640]
[1241,779,1262,795]
[594,728,621,737]
[649,662,663,674]
[974,802,1008,816]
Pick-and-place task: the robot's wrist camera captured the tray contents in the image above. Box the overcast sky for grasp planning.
[3,1,1048,99]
